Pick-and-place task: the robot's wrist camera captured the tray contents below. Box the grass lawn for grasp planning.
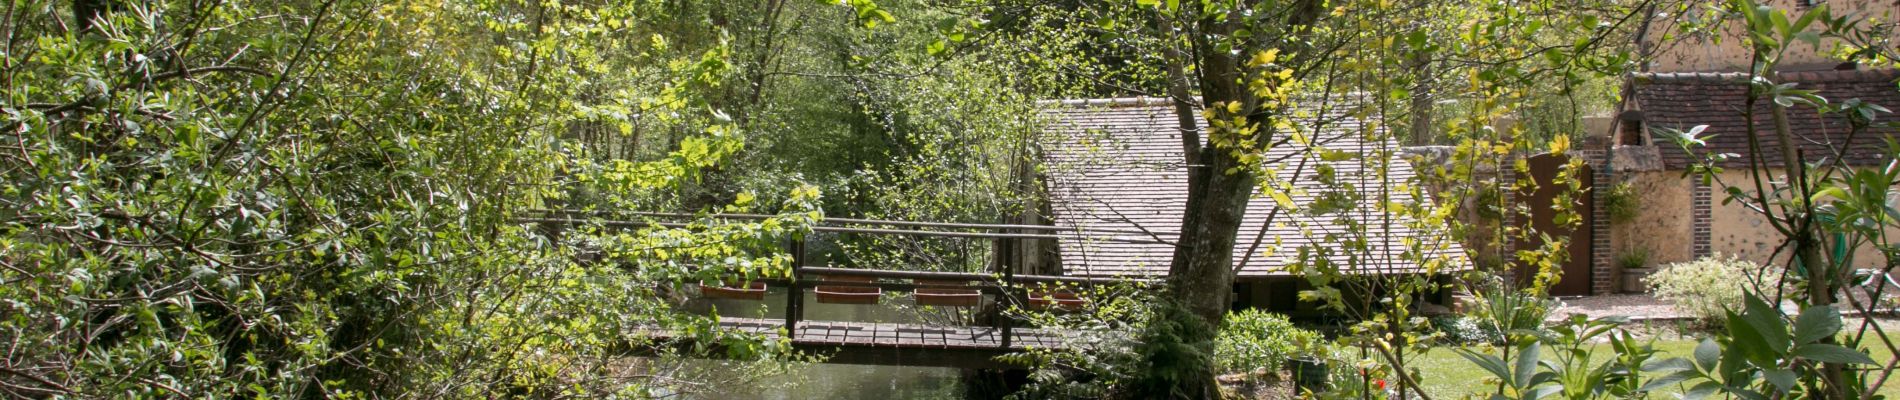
[1408,337,1900,399]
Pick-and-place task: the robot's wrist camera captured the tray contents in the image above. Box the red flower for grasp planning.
[1374,379,1387,390]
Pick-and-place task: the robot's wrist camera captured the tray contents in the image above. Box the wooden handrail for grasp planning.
[518,216,1172,244]
[540,210,1169,349]
[796,266,1158,285]
[527,209,1182,237]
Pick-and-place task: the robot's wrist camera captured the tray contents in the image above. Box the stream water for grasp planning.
[679,287,976,399]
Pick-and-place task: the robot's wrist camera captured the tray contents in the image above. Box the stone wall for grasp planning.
[1609,163,1897,284]
[1609,170,1696,267]
[1644,0,1897,73]
[1705,171,1899,269]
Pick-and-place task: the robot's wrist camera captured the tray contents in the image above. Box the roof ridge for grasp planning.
[1035,97,1175,108]
[1633,68,1900,84]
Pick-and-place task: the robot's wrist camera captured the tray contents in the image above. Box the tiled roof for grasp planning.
[1632,69,1900,170]
[1039,98,1467,278]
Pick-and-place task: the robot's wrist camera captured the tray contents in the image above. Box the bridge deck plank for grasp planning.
[680,317,1069,351]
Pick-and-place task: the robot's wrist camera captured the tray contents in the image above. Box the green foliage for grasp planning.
[1473,185,1507,221]
[0,0,820,397]
[1603,182,1642,224]
[1647,254,1780,323]
[1454,316,1681,400]
[996,282,1159,399]
[1616,247,1651,270]
[1472,283,1556,340]
[1648,296,1879,400]
[1653,1,1900,398]
[1129,301,1221,399]
[1215,310,1319,377]
[1430,315,1504,345]
[12,0,1895,397]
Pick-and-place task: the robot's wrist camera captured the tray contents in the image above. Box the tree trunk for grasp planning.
[1769,78,1849,399]
[1146,1,1325,397]
[1406,52,1436,146]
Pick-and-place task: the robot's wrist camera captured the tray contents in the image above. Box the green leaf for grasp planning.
[1726,309,1777,366]
[1268,191,1295,209]
[1639,370,1698,392]
[1529,384,1561,399]
[1793,305,1841,344]
[1771,9,1792,39]
[1693,338,1719,371]
[1642,357,1694,373]
[1792,344,1877,364]
[1793,4,1825,32]
[1515,341,1540,387]
[1762,368,1795,393]
[1454,349,1513,384]
[1684,381,1722,400]
[1741,295,1792,354]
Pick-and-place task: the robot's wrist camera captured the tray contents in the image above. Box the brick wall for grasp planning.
[1581,145,1614,295]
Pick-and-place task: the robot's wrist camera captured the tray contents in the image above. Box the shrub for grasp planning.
[1429,315,1502,344]
[1647,254,1779,322]
[1604,182,1641,223]
[1472,285,1554,337]
[1473,186,1505,220]
[1215,309,1319,376]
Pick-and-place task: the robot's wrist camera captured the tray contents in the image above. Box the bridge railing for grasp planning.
[522,209,1168,349]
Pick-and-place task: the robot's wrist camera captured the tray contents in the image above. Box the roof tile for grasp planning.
[1634,69,1900,169]
[1040,99,1467,278]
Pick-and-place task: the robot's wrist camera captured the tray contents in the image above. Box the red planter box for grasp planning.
[815,275,882,304]
[915,288,982,307]
[913,278,981,307]
[1028,291,1087,311]
[701,281,768,301]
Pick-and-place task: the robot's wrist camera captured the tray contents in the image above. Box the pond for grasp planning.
[678,287,985,399]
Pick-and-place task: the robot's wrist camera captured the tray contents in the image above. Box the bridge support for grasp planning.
[785,236,805,339]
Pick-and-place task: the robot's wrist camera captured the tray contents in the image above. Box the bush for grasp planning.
[1429,315,1502,344]
[1473,285,1554,337]
[1647,254,1778,322]
[1215,309,1319,376]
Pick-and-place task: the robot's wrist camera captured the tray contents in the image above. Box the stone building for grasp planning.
[1600,0,1900,286]
[1609,69,1900,275]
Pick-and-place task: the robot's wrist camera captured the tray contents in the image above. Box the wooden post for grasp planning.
[997,230,1014,349]
[786,236,805,340]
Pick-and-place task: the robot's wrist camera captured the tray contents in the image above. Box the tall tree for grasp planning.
[1132,1,1328,397]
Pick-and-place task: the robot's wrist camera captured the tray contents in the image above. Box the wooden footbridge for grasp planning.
[526,210,1166,369]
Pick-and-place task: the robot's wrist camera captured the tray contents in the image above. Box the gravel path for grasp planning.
[1546,294,1688,322]
[1545,293,1900,323]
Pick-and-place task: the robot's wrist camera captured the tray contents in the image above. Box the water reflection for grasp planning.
[680,287,977,399]
[684,362,965,400]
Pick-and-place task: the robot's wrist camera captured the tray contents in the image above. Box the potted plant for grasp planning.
[1027,288,1087,311]
[913,278,982,307]
[814,274,882,304]
[700,280,768,301]
[1617,248,1653,293]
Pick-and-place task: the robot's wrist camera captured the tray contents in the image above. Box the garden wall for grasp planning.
[1610,163,1897,286]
